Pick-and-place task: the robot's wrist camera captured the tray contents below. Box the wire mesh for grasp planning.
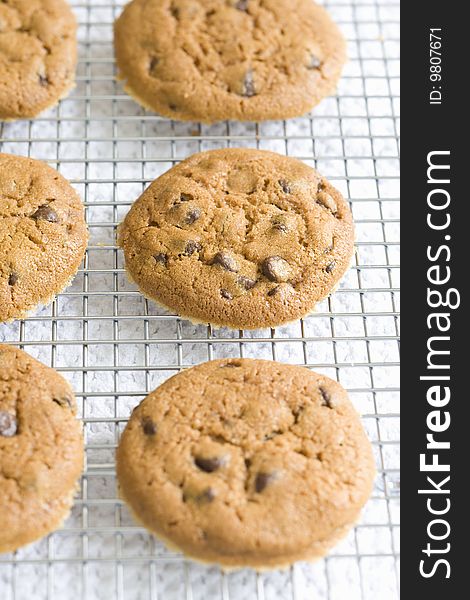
[0,0,400,598]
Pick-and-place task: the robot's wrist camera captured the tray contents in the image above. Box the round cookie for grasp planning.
[116,359,375,569]
[0,344,83,554]
[114,0,346,123]
[118,148,354,330]
[0,153,88,322]
[0,0,77,121]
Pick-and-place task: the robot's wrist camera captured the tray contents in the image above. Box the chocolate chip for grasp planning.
[242,69,256,97]
[170,4,180,18]
[261,256,291,282]
[325,261,336,274]
[52,396,73,409]
[278,179,291,194]
[324,242,334,254]
[220,289,233,300]
[184,240,202,256]
[142,417,157,435]
[316,191,338,214]
[199,487,215,502]
[154,253,169,266]
[184,207,201,225]
[39,74,49,86]
[180,193,193,202]
[8,273,19,286]
[272,217,289,233]
[235,0,249,11]
[195,456,224,473]
[320,386,334,409]
[0,411,17,437]
[308,54,322,69]
[149,56,159,73]
[267,286,280,297]
[255,472,274,493]
[293,405,304,424]
[237,275,256,290]
[31,204,58,223]
[210,252,239,272]
[221,361,242,368]
[264,430,282,441]
[244,458,252,469]
[184,486,216,504]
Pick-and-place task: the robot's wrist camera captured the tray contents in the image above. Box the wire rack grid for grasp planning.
[0,0,400,599]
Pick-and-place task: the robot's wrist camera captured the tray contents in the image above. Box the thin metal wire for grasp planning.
[0,0,399,598]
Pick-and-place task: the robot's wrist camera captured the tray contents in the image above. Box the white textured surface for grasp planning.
[0,0,400,598]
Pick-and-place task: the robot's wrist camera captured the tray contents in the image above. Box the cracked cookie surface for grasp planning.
[116,358,375,569]
[0,153,88,322]
[0,344,83,554]
[118,148,354,330]
[0,0,77,121]
[114,0,346,122]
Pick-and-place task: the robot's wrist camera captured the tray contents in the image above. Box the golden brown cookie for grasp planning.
[0,344,83,554]
[0,0,77,121]
[0,153,88,322]
[118,148,354,330]
[116,359,375,569]
[114,0,346,123]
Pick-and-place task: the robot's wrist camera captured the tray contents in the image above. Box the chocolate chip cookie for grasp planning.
[0,0,77,121]
[116,359,375,569]
[0,153,88,322]
[118,148,354,330]
[114,0,346,122]
[0,344,83,554]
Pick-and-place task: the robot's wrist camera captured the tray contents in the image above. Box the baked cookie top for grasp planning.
[0,344,83,554]
[114,0,346,122]
[0,0,77,121]
[118,148,354,330]
[0,153,88,322]
[116,359,375,568]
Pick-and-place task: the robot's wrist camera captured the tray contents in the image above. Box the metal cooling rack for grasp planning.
[0,0,400,598]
